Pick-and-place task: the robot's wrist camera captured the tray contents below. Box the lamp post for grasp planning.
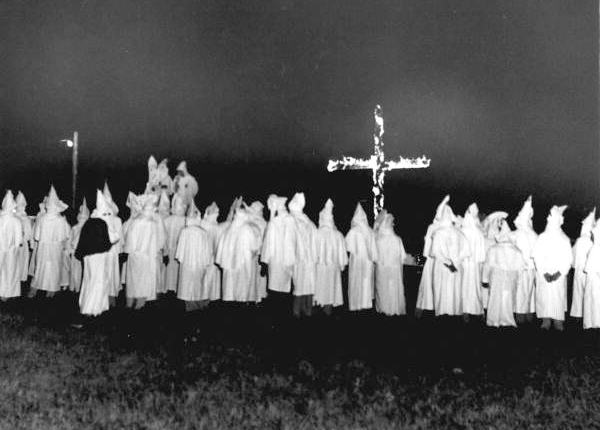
[60,131,78,210]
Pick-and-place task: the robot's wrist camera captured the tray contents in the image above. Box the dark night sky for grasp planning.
[0,0,597,247]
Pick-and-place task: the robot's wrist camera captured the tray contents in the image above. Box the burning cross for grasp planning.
[327,105,431,218]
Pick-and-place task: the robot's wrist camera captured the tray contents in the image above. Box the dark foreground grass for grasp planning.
[1,291,600,429]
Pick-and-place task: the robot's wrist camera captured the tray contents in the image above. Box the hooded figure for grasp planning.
[570,208,595,319]
[120,192,141,287]
[68,198,90,292]
[288,193,317,316]
[532,205,572,330]
[200,202,223,301]
[97,183,123,304]
[28,196,47,279]
[583,218,600,329]
[314,199,347,312]
[216,208,261,302]
[460,203,487,317]
[124,194,165,309]
[0,191,24,299]
[374,211,407,316]
[416,195,450,315]
[30,186,71,297]
[175,201,213,308]
[261,195,297,293]
[15,191,32,282]
[345,203,378,311]
[429,202,470,316]
[75,191,114,316]
[245,201,268,302]
[173,161,198,207]
[162,193,187,293]
[145,157,174,196]
[483,220,526,327]
[511,196,538,321]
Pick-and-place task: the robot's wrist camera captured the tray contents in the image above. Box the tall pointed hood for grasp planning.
[514,196,534,229]
[15,191,27,216]
[581,208,596,237]
[78,197,90,222]
[351,202,369,228]
[125,192,141,218]
[203,202,220,223]
[103,181,118,215]
[46,185,68,213]
[288,192,306,213]
[462,202,480,228]
[226,196,243,222]
[177,161,188,175]
[318,198,336,228]
[434,195,451,222]
[1,190,17,214]
[92,189,111,218]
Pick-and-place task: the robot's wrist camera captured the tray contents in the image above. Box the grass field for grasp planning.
[0,288,599,430]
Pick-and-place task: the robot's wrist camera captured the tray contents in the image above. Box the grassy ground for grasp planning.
[0,289,600,430]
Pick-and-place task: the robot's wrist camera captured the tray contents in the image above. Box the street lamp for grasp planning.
[59,131,78,210]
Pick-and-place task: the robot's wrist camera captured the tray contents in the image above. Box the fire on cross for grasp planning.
[327,105,431,218]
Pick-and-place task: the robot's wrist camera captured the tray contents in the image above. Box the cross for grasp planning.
[327,105,431,218]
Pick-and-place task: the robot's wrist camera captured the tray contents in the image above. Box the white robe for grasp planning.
[415,224,437,311]
[261,212,296,293]
[31,213,70,292]
[430,225,470,316]
[314,225,347,307]
[512,228,538,314]
[17,214,32,282]
[483,242,525,327]
[103,215,123,298]
[460,223,486,315]
[0,212,23,298]
[216,218,259,302]
[570,236,592,318]
[79,252,110,316]
[533,229,572,321]
[345,224,378,311]
[375,231,406,316]
[201,220,223,301]
[68,223,85,292]
[583,244,600,329]
[124,216,164,300]
[290,212,317,296]
[163,215,186,292]
[176,225,212,301]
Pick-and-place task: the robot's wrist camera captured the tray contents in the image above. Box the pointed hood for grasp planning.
[226,196,243,222]
[171,193,187,216]
[15,191,27,216]
[186,199,202,226]
[1,190,17,214]
[438,204,456,226]
[103,181,118,215]
[351,202,369,228]
[45,185,68,213]
[203,202,220,223]
[462,202,480,228]
[158,190,170,216]
[148,155,158,172]
[495,219,513,243]
[514,196,534,229]
[545,205,567,230]
[176,161,188,175]
[92,189,112,218]
[318,198,336,228]
[434,195,451,222]
[288,192,306,213]
[378,211,395,235]
[581,208,596,237]
[77,197,90,222]
[373,209,387,232]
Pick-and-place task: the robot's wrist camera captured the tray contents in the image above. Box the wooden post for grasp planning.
[72,131,78,210]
